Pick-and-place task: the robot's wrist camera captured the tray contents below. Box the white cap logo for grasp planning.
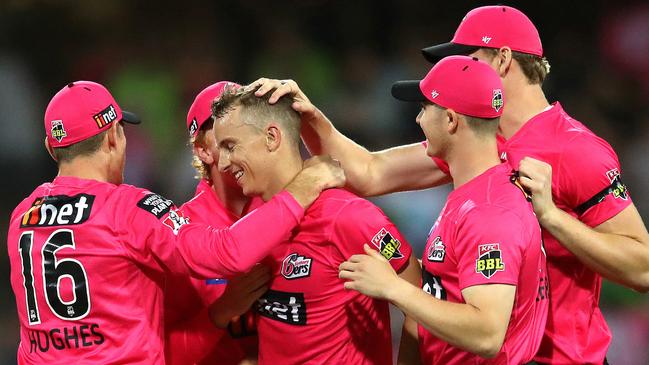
[431,90,439,99]
[482,36,492,44]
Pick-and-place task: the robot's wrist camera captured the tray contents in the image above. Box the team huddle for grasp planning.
[7,5,649,365]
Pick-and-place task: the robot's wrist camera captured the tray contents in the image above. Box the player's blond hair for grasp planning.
[190,119,214,181]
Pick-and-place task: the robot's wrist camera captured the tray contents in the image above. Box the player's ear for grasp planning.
[44,137,57,162]
[497,47,513,77]
[106,121,120,151]
[193,137,215,165]
[446,109,459,134]
[266,123,281,152]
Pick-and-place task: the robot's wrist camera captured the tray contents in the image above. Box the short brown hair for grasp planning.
[212,85,301,147]
[53,129,108,163]
[430,102,499,137]
[482,48,551,85]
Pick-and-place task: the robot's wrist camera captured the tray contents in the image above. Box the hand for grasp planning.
[338,244,401,300]
[247,78,317,118]
[209,264,271,328]
[518,157,560,224]
[285,155,346,209]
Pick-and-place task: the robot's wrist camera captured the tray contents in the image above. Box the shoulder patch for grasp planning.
[371,228,404,261]
[475,243,505,278]
[137,193,175,219]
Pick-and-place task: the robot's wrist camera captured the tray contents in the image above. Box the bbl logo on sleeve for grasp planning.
[475,243,505,278]
[50,120,67,142]
[371,228,404,261]
[427,236,446,263]
[606,168,628,201]
[492,89,503,112]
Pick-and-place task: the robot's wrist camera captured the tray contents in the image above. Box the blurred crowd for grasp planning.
[1,1,648,363]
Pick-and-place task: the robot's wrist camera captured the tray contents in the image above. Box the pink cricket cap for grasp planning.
[391,55,504,118]
[186,81,241,138]
[422,5,543,63]
[44,81,140,148]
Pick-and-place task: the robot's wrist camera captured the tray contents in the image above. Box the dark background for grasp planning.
[1,1,648,363]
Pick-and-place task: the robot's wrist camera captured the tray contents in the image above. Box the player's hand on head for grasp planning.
[248,77,315,116]
[338,244,399,300]
[518,157,558,223]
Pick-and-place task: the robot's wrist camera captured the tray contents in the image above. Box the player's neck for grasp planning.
[446,137,501,189]
[499,81,550,139]
[261,149,304,202]
[208,172,249,217]
[57,157,112,183]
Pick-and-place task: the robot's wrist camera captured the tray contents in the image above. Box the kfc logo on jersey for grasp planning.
[606,168,628,200]
[163,209,189,235]
[492,89,503,112]
[371,228,404,261]
[50,120,67,142]
[427,236,446,262]
[137,193,174,219]
[20,194,94,227]
[476,243,505,278]
[189,118,198,137]
[93,104,118,129]
[258,289,307,325]
[281,253,312,280]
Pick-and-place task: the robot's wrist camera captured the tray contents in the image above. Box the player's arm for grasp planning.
[249,78,451,196]
[397,315,422,365]
[519,157,649,292]
[131,157,345,278]
[340,244,515,358]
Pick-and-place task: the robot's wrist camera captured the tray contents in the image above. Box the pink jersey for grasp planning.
[419,163,548,365]
[7,176,303,364]
[164,179,264,365]
[256,189,413,365]
[496,103,631,364]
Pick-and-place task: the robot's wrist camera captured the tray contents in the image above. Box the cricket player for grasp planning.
[7,81,344,364]
[339,55,548,364]
[211,85,421,365]
[164,81,265,365]
[253,6,649,364]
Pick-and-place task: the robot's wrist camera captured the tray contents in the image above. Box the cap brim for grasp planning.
[121,110,141,125]
[421,42,480,63]
[391,80,427,102]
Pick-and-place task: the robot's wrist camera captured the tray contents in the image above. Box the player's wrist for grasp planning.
[385,277,412,303]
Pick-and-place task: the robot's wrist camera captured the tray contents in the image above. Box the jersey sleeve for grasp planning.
[454,206,527,290]
[421,140,450,176]
[558,135,632,227]
[330,198,412,273]
[122,190,305,278]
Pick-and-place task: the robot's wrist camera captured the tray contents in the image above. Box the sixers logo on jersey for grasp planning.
[281,253,312,280]
[20,194,94,227]
[371,228,404,261]
[258,289,307,325]
[475,243,505,278]
[427,236,446,262]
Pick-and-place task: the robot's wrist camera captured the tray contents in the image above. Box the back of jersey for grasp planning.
[7,176,166,364]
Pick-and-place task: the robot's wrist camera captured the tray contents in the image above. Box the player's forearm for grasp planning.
[397,316,422,365]
[540,207,649,292]
[178,191,303,277]
[388,280,505,358]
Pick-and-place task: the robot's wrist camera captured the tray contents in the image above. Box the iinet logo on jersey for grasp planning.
[21,194,95,227]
